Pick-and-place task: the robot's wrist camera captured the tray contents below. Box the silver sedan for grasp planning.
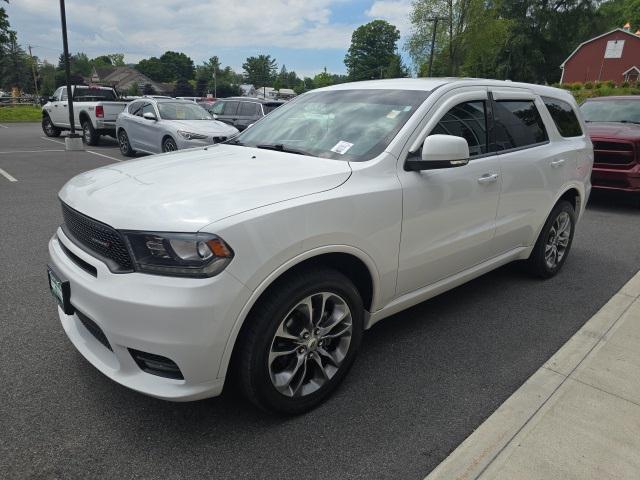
[116,98,239,156]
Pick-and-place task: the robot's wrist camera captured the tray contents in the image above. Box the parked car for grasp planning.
[580,96,640,195]
[202,97,284,131]
[115,98,238,155]
[41,85,129,145]
[48,78,592,415]
[176,96,203,103]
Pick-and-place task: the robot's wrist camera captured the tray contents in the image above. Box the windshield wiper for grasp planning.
[256,143,314,157]
[619,120,640,125]
[224,138,244,146]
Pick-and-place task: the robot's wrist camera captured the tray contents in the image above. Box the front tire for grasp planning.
[527,200,576,278]
[42,115,61,137]
[81,120,100,146]
[161,136,177,152]
[236,268,364,415]
[117,129,135,157]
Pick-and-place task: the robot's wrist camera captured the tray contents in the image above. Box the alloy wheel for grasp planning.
[545,211,571,269]
[163,139,177,152]
[118,131,129,153]
[268,292,353,398]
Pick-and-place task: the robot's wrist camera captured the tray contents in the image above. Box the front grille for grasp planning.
[593,141,635,165]
[76,310,112,351]
[61,202,133,272]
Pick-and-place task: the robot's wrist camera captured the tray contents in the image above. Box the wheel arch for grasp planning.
[78,110,92,124]
[217,246,380,380]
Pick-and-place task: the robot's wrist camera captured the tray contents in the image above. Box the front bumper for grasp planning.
[176,135,232,150]
[48,228,250,401]
[591,163,640,192]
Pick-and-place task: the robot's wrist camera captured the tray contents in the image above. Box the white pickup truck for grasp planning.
[42,85,129,145]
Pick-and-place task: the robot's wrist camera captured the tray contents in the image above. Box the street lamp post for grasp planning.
[59,0,82,150]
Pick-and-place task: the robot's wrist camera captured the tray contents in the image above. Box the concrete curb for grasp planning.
[425,271,640,480]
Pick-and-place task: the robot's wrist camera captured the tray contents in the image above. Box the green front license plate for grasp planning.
[47,265,74,315]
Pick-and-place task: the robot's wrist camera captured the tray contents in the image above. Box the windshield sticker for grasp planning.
[403,106,412,112]
[386,110,401,119]
[331,140,354,155]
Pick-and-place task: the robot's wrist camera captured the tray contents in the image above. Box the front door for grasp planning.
[396,90,501,295]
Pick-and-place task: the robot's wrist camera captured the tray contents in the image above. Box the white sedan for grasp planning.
[115,98,238,155]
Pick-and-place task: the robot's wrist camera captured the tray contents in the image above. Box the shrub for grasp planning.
[584,81,593,89]
[606,80,616,88]
[594,81,603,89]
[622,81,630,88]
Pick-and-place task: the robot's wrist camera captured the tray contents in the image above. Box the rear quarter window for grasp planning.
[542,96,583,137]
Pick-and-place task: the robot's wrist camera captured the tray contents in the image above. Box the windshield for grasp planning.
[230,89,430,161]
[580,100,640,124]
[157,102,212,120]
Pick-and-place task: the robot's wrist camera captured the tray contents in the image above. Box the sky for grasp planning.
[6,0,413,78]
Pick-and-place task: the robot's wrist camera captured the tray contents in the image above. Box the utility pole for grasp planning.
[27,46,39,99]
[427,17,447,77]
[59,0,82,150]
[212,69,217,98]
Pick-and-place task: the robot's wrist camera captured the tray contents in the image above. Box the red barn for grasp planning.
[561,27,640,84]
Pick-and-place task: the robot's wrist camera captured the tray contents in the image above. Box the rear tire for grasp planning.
[117,129,135,157]
[42,115,61,137]
[162,136,177,152]
[81,120,100,146]
[236,268,364,415]
[527,200,576,278]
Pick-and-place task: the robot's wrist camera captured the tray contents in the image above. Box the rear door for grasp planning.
[218,100,239,127]
[489,89,563,252]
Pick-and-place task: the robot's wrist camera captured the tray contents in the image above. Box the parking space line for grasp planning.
[0,124,8,129]
[40,136,65,145]
[86,150,123,162]
[0,149,65,154]
[0,168,17,182]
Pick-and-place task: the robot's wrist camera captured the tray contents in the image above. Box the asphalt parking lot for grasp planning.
[1,122,639,480]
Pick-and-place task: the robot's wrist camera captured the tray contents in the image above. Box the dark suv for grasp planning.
[201,97,285,131]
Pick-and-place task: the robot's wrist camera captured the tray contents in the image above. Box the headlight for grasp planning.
[177,130,208,140]
[123,232,234,278]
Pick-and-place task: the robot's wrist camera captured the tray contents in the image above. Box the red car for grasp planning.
[580,96,640,194]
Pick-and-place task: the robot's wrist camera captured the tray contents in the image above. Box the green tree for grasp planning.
[107,53,125,66]
[137,51,195,82]
[313,69,333,87]
[344,20,401,81]
[173,77,194,96]
[242,54,277,87]
[160,51,195,80]
[39,61,57,96]
[92,55,113,68]
[4,31,30,91]
[142,83,156,95]
[136,56,167,82]
[127,83,140,96]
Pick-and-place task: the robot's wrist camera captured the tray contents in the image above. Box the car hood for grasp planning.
[586,122,640,141]
[167,119,238,135]
[59,145,352,231]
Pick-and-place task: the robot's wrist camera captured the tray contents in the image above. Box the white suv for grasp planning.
[48,79,593,414]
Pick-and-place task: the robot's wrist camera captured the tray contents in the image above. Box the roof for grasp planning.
[216,96,285,104]
[560,28,640,68]
[622,66,640,75]
[317,78,574,100]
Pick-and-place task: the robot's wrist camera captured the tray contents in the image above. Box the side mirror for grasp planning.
[405,134,470,171]
[49,96,56,102]
[143,112,157,121]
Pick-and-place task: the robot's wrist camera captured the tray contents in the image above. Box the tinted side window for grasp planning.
[128,101,144,116]
[61,89,68,101]
[223,101,239,116]
[431,101,488,157]
[141,103,155,117]
[542,96,583,137]
[239,102,260,116]
[492,100,548,151]
[211,101,225,115]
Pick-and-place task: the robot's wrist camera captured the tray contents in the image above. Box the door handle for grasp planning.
[477,173,499,184]
[550,159,566,168]
[62,104,67,107]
